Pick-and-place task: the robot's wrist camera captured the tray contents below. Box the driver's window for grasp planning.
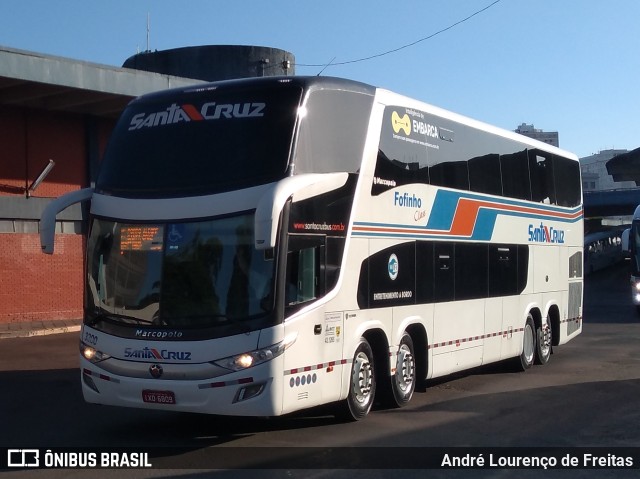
[285,235,325,311]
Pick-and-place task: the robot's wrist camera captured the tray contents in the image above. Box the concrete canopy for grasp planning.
[0,45,203,118]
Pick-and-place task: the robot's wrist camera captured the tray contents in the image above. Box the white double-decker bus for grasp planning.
[41,76,583,420]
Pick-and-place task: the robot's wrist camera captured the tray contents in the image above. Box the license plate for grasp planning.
[142,389,176,405]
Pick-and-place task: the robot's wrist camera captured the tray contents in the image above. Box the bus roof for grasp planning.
[125,74,578,162]
[128,75,376,105]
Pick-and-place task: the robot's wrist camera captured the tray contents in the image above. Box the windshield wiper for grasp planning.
[86,310,155,326]
[167,313,252,333]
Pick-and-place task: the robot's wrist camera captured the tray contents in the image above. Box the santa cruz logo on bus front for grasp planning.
[128,102,266,130]
[124,346,192,361]
[528,222,565,244]
[388,254,399,280]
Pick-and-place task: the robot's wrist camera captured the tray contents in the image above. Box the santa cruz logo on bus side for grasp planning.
[128,102,266,130]
[528,222,565,244]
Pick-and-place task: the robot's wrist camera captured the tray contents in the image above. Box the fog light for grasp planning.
[234,382,266,403]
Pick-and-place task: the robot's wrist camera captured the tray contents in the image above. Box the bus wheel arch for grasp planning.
[548,305,561,347]
[406,324,428,392]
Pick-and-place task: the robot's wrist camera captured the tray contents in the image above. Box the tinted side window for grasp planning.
[489,245,518,296]
[529,150,556,204]
[374,106,581,207]
[501,150,531,201]
[517,245,529,293]
[468,154,502,196]
[554,156,582,207]
[295,89,373,174]
[358,241,529,309]
[357,242,416,309]
[434,242,455,302]
[285,235,330,316]
[429,161,469,191]
[372,150,429,196]
[455,243,488,300]
[326,237,345,291]
[98,84,302,198]
[416,241,434,303]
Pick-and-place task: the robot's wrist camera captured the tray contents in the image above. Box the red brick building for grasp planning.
[0,46,202,323]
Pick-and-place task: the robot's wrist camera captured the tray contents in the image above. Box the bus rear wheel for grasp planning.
[337,338,376,421]
[390,333,416,407]
[535,315,552,365]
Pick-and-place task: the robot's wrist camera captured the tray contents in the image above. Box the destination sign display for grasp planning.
[120,226,163,252]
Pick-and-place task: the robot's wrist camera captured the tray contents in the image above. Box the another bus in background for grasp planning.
[584,229,625,275]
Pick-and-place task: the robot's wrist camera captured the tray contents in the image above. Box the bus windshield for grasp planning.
[96,83,303,197]
[86,214,275,331]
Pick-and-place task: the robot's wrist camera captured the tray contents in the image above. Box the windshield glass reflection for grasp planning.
[86,214,274,329]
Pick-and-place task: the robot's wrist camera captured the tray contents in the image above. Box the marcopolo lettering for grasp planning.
[128,102,266,130]
[135,329,183,339]
[528,222,565,244]
[124,346,192,361]
[394,191,422,208]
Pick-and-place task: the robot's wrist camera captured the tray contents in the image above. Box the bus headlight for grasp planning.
[213,333,297,372]
[80,341,111,363]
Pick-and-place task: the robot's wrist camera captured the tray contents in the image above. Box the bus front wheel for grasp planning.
[517,315,535,371]
[337,338,376,421]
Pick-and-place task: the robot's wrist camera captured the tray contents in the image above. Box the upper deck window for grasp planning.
[293,88,373,175]
[96,83,303,198]
[373,105,581,208]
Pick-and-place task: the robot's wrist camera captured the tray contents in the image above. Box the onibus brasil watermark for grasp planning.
[6,449,152,469]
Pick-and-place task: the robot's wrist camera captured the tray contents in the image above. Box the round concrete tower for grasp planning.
[122,45,295,81]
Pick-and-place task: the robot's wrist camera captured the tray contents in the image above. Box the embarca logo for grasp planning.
[128,102,266,130]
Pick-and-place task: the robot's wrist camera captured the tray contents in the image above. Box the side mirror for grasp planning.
[40,188,93,254]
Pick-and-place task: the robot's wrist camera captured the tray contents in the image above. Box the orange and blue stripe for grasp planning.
[353,190,583,241]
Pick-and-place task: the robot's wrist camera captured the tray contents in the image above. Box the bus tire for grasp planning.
[337,338,376,421]
[389,333,416,407]
[535,315,552,365]
[517,315,535,371]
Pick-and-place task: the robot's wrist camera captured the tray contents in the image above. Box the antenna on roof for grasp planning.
[317,56,336,76]
[146,13,150,52]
